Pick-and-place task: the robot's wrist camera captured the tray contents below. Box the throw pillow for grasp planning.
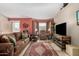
[0,35,11,43]
[22,32,29,39]
[8,35,16,46]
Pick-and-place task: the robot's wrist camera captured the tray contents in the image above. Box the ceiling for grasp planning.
[0,3,63,19]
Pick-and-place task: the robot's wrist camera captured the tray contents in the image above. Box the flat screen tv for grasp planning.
[56,23,66,35]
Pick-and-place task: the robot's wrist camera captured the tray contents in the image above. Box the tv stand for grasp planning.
[54,34,71,50]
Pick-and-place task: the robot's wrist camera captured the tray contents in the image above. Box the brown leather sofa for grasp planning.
[0,32,30,56]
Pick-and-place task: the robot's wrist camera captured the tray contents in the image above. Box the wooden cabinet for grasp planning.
[54,34,71,50]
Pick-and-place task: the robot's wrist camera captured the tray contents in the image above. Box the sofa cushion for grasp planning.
[0,35,11,43]
[8,35,16,46]
[14,32,22,41]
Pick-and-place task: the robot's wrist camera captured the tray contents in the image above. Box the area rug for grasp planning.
[23,41,58,56]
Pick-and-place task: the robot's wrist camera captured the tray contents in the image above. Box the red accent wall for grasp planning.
[20,18,33,34]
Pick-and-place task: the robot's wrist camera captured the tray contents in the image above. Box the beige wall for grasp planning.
[0,14,12,34]
[54,4,79,45]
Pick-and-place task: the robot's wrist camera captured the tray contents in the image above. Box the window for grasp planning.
[12,21,20,32]
[39,23,46,31]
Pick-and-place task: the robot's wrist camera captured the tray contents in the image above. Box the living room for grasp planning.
[0,3,79,56]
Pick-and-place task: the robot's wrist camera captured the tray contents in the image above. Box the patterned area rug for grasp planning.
[24,41,58,56]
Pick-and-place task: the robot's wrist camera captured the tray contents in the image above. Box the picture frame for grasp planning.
[76,10,79,25]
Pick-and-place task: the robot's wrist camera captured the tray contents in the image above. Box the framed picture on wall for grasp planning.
[76,10,79,25]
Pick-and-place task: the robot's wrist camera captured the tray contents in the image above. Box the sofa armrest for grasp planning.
[0,43,14,56]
